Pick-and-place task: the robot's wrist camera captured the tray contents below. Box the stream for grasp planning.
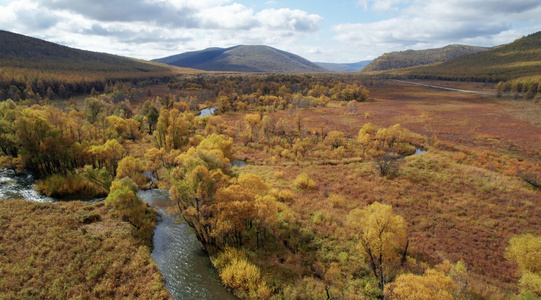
[0,169,235,300]
[140,190,236,300]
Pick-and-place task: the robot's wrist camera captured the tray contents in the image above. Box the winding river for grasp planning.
[0,169,235,300]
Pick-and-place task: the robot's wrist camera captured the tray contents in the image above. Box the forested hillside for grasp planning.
[389,32,541,82]
[0,30,186,102]
[362,44,489,72]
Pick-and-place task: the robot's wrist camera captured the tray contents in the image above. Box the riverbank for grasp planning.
[0,199,171,299]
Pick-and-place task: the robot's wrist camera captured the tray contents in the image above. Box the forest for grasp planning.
[1,73,540,299]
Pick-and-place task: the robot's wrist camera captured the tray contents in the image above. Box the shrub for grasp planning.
[294,173,317,190]
[214,247,272,299]
[36,173,106,199]
[278,189,294,202]
[374,152,400,177]
[328,193,346,208]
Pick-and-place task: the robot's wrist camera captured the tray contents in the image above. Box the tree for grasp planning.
[347,202,408,290]
[154,108,191,150]
[87,139,125,175]
[116,156,148,189]
[169,134,233,251]
[83,97,105,124]
[384,269,456,300]
[324,130,346,149]
[105,177,147,229]
[214,184,256,245]
[140,100,159,134]
[505,234,541,298]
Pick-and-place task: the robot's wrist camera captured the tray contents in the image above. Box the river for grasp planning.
[140,190,236,300]
[0,169,236,300]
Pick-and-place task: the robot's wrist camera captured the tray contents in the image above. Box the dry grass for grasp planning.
[0,200,171,300]
[216,79,541,298]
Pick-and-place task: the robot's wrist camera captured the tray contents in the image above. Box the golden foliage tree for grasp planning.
[116,156,148,189]
[384,269,456,300]
[505,234,541,298]
[347,202,408,290]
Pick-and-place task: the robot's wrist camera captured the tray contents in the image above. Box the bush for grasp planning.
[294,173,317,190]
[36,173,106,199]
[374,152,400,177]
[214,247,272,299]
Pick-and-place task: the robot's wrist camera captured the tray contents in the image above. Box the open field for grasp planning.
[217,79,541,298]
[0,200,171,299]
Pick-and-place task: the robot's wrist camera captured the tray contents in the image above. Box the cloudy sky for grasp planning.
[1,0,541,63]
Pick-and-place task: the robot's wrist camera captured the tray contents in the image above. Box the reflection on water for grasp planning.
[0,169,53,202]
[139,190,236,300]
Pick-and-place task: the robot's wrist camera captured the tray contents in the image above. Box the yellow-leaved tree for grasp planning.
[384,269,456,300]
[505,233,541,298]
[346,202,408,290]
[116,156,148,189]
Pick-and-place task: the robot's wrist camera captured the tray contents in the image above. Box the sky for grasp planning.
[1,0,541,63]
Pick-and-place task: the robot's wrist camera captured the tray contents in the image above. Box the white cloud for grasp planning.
[257,8,323,32]
[336,0,541,59]
[0,0,324,60]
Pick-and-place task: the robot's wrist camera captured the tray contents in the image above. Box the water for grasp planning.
[414,148,427,155]
[199,106,219,117]
[0,169,53,202]
[229,160,246,168]
[139,190,236,300]
[0,170,235,300]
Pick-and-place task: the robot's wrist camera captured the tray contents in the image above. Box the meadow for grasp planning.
[1,75,540,299]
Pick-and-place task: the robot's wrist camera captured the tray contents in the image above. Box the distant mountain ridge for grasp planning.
[154,45,327,73]
[390,31,541,81]
[362,44,490,72]
[315,61,372,72]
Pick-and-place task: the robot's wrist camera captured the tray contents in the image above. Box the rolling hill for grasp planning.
[154,45,328,73]
[0,30,173,74]
[362,44,490,72]
[0,30,190,101]
[315,60,372,72]
[389,31,541,82]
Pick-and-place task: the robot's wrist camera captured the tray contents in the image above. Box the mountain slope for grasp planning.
[362,44,490,72]
[391,31,541,81]
[154,45,327,73]
[315,61,372,72]
[0,30,173,74]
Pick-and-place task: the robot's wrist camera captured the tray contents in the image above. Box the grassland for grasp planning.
[217,80,541,298]
[0,200,171,299]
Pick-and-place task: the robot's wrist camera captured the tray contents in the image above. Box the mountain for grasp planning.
[315,61,372,72]
[0,30,173,74]
[362,44,490,72]
[154,45,327,73]
[391,31,541,82]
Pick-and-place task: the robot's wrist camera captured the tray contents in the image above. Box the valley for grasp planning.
[1,29,540,300]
